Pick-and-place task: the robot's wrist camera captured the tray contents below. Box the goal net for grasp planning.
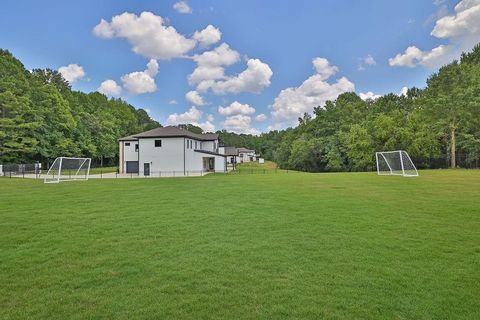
[375,150,418,177]
[44,157,91,183]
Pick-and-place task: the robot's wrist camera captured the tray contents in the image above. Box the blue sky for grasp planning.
[1,0,478,133]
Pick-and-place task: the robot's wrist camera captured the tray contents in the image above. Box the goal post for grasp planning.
[375,150,418,177]
[44,157,91,183]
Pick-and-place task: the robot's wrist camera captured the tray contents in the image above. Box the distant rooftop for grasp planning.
[237,147,255,153]
[119,126,218,141]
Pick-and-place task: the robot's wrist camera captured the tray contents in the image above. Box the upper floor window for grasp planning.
[125,142,130,146]
[195,141,197,149]
[135,144,139,152]
[155,140,162,147]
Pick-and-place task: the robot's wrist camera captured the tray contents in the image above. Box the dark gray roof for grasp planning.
[119,126,218,141]
[223,147,239,156]
[194,149,227,157]
[237,147,255,153]
[118,134,138,141]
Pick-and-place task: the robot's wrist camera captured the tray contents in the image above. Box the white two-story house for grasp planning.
[119,126,227,176]
[237,148,257,163]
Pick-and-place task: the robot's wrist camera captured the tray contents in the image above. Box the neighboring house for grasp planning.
[218,146,239,165]
[237,148,257,163]
[118,126,227,176]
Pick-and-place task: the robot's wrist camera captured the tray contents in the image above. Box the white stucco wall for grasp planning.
[138,137,184,175]
[185,138,203,172]
[202,140,216,152]
[127,136,224,176]
[214,154,226,171]
[120,140,139,173]
[239,152,256,162]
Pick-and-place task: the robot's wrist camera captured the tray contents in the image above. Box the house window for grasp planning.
[195,141,197,149]
[155,140,162,147]
[186,140,189,149]
[125,142,130,146]
[135,144,139,152]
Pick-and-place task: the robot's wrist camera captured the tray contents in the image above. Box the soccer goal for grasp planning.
[375,150,418,177]
[44,157,91,183]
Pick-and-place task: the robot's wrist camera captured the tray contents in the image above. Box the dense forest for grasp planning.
[220,45,480,171]
[0,49,160,167]
[1,45,479,171]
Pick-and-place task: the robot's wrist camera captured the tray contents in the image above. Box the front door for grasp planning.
[144,163,150,176]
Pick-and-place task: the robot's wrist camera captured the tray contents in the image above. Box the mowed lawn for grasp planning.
[0,170,479,319]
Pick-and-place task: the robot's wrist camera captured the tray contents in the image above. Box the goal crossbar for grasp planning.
[44,157,91,183]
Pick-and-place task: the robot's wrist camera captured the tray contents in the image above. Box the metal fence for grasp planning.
[1,154,478,180]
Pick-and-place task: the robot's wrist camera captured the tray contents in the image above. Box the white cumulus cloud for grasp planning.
[188,44,272,96]
[364,54,376,65]
[312,57,339,80]
[255,113,267,122]
[121,59,159,95]
[98,79,122,96]
[207,58,273,94]
[58,64,85,83]
[93,11,196,60]
[193,25,221,48]
[359,91,381,101]
[218,101,255,116]
[222,114,259,135]
[173,1,192,14]
[271,57,354,127]
[188,43,240,85]
[389,44,453,68]
[389,0,480,68]
[185,90,205,106]
[167,106,202,124]
[167,106,215,132]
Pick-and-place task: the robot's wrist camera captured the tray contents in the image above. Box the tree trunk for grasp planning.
[100,155,104,168]
[450,127,456,168]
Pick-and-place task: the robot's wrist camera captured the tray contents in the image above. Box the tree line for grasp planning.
[0,49,160,167]
[1,45,479,171]
[220,45,480,171]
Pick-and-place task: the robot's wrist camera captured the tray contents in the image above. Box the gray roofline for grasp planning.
[118,126,219,141]
[194,149,227,157]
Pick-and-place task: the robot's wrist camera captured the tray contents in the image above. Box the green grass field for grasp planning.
[1,170,479,319]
